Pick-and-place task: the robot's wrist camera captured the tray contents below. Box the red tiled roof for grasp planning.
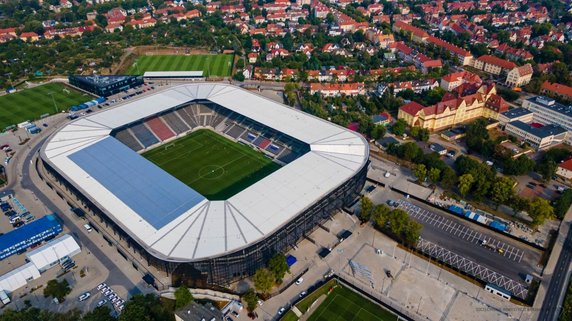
[514,64,533,77]
[476,55,516,70]
[541,81,572,97]
[559,159,572,172]
[399,101,425,116]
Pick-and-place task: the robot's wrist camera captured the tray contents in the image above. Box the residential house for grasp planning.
[365,29,395,48]
[247,53,258,63]
[541,82,572,101]
[309,83,365,97]
[473,55,516,75]
[505,64,533,88]
[556,159,572,179]
[440,71,482,91]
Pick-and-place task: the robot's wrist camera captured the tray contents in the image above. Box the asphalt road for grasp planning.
[538,223,572,321]
[375,190,542,283]
[19,136,143,297]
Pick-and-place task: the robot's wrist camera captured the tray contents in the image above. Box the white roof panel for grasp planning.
[41,84,368,261]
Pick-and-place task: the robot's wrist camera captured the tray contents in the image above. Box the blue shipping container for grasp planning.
[489,221,508,232]
[0,214,62,260]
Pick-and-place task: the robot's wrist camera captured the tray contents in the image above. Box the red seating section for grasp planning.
[146,117,175,141]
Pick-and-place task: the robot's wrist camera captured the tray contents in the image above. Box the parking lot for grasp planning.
[397,200,525,262]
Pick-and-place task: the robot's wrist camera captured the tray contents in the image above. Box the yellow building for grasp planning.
[398,83,508,131]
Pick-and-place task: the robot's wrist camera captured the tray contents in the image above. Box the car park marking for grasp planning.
[396,200,525,262]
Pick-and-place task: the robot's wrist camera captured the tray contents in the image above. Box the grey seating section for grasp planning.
[176,106,199,128]
[161,112,189,135]
[114,129,143,152]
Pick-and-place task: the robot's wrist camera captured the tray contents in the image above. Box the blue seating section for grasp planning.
[131,123,159,148]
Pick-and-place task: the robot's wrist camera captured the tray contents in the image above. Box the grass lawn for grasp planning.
[142,129,280,200]
[0,83,90,130]
[307,286,398,321]
[127,54,233,76]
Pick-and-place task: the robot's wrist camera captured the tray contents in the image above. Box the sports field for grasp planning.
[142,129,281,200]
[307,286,397,321]
[0,83,89,130]
[127,54,233,76]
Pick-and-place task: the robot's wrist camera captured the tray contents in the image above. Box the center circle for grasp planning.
[199,165,225,179]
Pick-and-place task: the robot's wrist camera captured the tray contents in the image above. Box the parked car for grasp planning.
[278,307,286,315]
[96,299,107,307]
[96,283,107,290]
[78,292,91,302]
[295,277,303,285]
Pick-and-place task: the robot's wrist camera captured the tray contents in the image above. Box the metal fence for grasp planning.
[416,238,528,300]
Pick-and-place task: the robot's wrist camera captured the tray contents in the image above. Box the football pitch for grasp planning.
[142,129,281,200]
[307,286,398,321]
[0,83,90,130]
[127,54,233,76]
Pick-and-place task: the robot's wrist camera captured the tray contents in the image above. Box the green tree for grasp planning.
[391,119,407,136]
[413,164,427,182]
[440,167,458,189]
[417,128,429,141]
[95,14,108,28]
[43,279,71,302]
[119,294,173,321]
[458,173,474,197]
[174,286,193,309]
[528,198,555,228]
[370,124,386,140]
[267,253,289,283]
[372,204,391,227]
[510,195,530,215]
[428,167,441,185]
[465,119,490,154]
[253,268,274,294]
[82,306,115,321]
[490,177,515,208]
[236,58,245,69]
[242,288,258,313]
[359,196,374,221]
[554,189,572,219]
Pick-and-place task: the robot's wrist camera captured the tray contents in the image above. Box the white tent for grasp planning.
[0,263,40,294]
[26,234,81,272]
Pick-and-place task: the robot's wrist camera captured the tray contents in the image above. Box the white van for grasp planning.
[83,223,92,232]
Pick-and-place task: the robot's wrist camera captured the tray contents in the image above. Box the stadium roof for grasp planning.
[41,84,369,261]
[143,71,204,78]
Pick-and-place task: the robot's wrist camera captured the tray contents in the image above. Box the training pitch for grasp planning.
[307,286,397,321]
[142,129,281,200]
[0,83,89,130]
[127,54,234,76]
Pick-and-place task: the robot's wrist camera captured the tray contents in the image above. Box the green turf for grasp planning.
[307,286,398,321]
[142,129,281,200]
[127,54,234,76]
[0,83,90,130]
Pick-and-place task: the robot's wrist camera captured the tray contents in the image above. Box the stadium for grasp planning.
[39,83,369,287]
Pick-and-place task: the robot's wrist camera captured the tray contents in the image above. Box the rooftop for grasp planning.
[70,75,140,87]
[526,96,572,118]
[500,107,532,119]
[509,120,567,139]
[174,302,222,321]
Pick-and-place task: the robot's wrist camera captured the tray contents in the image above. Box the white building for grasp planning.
[26,234,81,272]
[521,96,572,144]
[505,121,568,151]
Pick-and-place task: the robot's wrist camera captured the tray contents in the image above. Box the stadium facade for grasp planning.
[39,84,369,287]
